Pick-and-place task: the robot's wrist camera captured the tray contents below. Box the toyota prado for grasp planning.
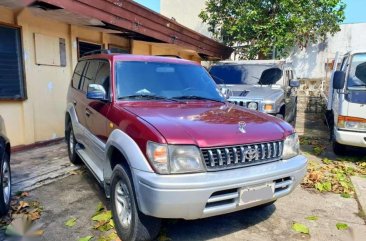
[65,51,307,241]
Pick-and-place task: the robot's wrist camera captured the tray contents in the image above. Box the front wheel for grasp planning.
[111,165,161,241]
[0,152,11,216]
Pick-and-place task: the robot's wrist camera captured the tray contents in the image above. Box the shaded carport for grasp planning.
[26,0,233,60]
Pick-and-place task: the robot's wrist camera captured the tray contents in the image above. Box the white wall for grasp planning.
[291,23,366,79]
[160,0,211,37]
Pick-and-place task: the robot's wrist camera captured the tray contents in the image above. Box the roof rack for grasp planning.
[155,55,182,59]
[81,49,112,57]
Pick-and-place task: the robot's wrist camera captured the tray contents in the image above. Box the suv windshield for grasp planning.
[210,64,283,85]
[348,53,366,90]
[115,61,225,102]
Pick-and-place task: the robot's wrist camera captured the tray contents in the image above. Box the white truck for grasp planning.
[325,51,366,154]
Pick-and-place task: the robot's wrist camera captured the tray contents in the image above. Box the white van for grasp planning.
[326,51,366,154]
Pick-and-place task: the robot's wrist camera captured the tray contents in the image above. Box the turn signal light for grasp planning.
[264,104,273,111]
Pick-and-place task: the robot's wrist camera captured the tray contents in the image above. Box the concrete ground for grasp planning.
[0,139,365,241]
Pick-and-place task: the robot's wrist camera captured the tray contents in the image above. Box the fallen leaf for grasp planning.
[341,193,351,198]
[336,223,349,230]
[65,217,77,227]
[78,235,93,241]
[92,211,112,222]
[32,229,44,236]
[17,201,29,212]
[96,202,105,213]
[305,216,318,221]
[292,222,309,234]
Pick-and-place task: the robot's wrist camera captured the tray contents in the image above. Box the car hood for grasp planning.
[123,102,293,147]
[221,84,284,100]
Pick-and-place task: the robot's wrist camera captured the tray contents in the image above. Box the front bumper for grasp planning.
[334,128,366,148]
[133,155,307,220]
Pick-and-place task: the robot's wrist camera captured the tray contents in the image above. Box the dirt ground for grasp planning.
[0,138,365,241]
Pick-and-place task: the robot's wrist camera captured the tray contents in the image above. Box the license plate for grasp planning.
[239,183,275,206]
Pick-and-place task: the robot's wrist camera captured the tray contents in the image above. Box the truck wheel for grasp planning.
[66,123,82,165]
[332,140,347,156]
[111,165,161,241]
[0,152,11,216]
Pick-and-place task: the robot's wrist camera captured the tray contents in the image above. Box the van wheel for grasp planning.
[66,123,82,165]
[0,152,11,216]
[111,165,161,241]
[332,140,347,156]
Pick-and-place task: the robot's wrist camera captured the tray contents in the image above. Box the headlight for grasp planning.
[147,142,205,174]
[282,133,300,160]
[247,102,258,110]
[337,116,366,131]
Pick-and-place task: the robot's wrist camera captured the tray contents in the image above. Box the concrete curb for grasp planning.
[351,176,366,218]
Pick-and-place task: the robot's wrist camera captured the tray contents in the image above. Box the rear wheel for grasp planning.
[111,165,161,241]
[66,122,81,165]
[0,152,11,216]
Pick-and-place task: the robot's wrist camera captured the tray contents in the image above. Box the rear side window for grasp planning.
[82,60,100,92]
[72,61,86,89]
[95,61,110,95]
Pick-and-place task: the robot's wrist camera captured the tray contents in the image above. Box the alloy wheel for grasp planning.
[2,160,11,205]
[114,180,132,229]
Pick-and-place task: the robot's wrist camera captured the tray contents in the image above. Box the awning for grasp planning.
[27,0,233,60]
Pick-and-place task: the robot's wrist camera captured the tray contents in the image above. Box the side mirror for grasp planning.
[220,87,230,99]
[333,71,346,90]
[289,79,300,88]
[86,84,107,101]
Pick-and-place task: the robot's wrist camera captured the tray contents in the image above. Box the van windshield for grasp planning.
[209,64,283,85]
[348,53,366,90]
[115,61,225,102]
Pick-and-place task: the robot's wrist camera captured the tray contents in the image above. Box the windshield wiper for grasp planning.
[173,95,225,103]
[119,94,182,102]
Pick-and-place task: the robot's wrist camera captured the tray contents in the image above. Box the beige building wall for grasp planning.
[0,6,130,147]
[160,0,211,37]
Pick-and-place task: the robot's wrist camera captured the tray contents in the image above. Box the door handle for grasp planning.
[85,109,91,117]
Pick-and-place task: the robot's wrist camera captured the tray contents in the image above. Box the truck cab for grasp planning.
[327,51,366,154]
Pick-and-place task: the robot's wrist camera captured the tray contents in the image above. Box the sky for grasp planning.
[134,0,365,24]
[134,0,160,12]
[344,0,365,24]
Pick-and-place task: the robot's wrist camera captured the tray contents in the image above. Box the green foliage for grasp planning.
[199,0,346,59]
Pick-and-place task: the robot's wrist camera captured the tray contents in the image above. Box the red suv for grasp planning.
[65,51,307,241]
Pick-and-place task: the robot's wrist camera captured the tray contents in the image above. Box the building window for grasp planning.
[108,44,130,54]
[77,39,102,58]
[0,24,26,100]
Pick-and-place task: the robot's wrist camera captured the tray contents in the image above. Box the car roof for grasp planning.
[80,53,200,65]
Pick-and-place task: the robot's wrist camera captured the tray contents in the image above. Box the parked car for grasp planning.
[209,60,300,123]
[65,51,307,241]
[325,50,366,154]
[0,115,11,216]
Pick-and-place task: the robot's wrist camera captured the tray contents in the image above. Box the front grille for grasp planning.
[201,141,283,171]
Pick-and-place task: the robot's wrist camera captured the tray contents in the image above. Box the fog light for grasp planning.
[247,102,258,110]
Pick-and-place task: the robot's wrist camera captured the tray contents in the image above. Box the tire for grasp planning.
[332,140,348,156]
[66,122,82,165]
[111,165,161,241]
[0,152,11,216]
